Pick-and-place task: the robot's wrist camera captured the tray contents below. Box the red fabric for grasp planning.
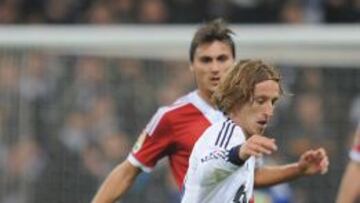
[132,103,211,189]
[355,143,360,152]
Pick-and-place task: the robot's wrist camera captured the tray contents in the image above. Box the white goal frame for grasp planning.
[0,24,360,67]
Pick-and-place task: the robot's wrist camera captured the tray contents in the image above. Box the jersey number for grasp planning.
[233,185,247,203]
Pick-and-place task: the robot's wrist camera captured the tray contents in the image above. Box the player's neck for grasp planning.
[196,89,215,108]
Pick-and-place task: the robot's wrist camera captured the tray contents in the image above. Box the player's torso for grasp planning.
[202,160,255,203]
[166,103,219,186]
[183,120,255,203]
[136,91,225,187]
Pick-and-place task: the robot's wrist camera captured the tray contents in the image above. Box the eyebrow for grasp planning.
[254,95,279,100]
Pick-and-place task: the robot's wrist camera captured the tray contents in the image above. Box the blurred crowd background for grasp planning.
[0,0,360,203]
[0,0,360,24]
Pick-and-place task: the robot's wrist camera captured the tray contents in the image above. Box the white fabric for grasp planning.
[127,154,152,172]
[349,150,360,162]
[181,119,255,203]
[186,91,226,124]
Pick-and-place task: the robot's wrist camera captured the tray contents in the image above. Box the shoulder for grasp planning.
[202,120,230,138]
[152,98,200,123]
[145,92,202,134]
[192,121,225,148]
[157,91,202,117]
[212,119,245,149]
[197,119,242,148]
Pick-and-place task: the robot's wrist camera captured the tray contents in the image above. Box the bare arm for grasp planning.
[254,163,303,187]
[336,161,360,203]
[254,148,329,187]
[92,160,141,203]
[237,135,329,187]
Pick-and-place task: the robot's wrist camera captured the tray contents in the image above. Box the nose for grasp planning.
[264,102,274,118]
[210,61,220,73]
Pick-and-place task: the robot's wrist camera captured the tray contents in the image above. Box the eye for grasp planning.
[217,55,229,62]
[199,56,212,63]
[255,97,265,105]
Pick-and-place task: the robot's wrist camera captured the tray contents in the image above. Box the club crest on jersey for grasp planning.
[132,130,147,153]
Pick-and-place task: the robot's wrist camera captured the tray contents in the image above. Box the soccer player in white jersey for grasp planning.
[93,19,329,203]
[182,59,329,203]
[336,123,360,203]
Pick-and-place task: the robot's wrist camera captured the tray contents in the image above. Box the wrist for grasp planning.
[238,145,251,161]
[295,162,307,176]
[228,145,246,166]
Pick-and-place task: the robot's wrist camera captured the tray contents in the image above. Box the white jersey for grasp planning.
[181,119,255,203]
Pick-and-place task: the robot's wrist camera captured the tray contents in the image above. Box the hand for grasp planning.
[239,135,278,161]
[297,148,329,176]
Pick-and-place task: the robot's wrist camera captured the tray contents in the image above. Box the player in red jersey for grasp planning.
[336,124,360,203]
[92,19,235,203]
[92,19,329,203]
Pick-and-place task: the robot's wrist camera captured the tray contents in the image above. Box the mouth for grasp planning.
[210,77,220,83]
[257,120,268,128]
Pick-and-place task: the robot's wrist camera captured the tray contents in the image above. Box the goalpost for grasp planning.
[1,24,360,66]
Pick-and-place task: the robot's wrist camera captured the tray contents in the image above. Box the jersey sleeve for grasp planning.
[128,107,173,172]
[196,146,239,186]
[190,125,245,186]
[349,128,360,162]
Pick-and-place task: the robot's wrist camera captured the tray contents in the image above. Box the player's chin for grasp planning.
[249,127,262,136]
[210,82,218,89]
[254,125,265,135]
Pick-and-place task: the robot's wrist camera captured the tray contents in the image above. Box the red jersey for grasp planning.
[350,125,360,162]
[128,91,225,189]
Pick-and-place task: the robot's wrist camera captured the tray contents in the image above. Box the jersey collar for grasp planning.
[188,90,226,124]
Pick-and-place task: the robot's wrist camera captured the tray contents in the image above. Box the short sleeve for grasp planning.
[128,108,173,172]
[350,128,360,162]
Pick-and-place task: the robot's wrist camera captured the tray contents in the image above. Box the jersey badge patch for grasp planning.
[132,130,147,153]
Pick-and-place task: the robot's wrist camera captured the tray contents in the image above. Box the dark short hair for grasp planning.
[189,19,235,63]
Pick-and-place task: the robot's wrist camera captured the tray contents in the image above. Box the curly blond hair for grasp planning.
[212,59,283,114]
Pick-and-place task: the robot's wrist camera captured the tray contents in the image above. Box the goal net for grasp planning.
[0,25,359,203]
